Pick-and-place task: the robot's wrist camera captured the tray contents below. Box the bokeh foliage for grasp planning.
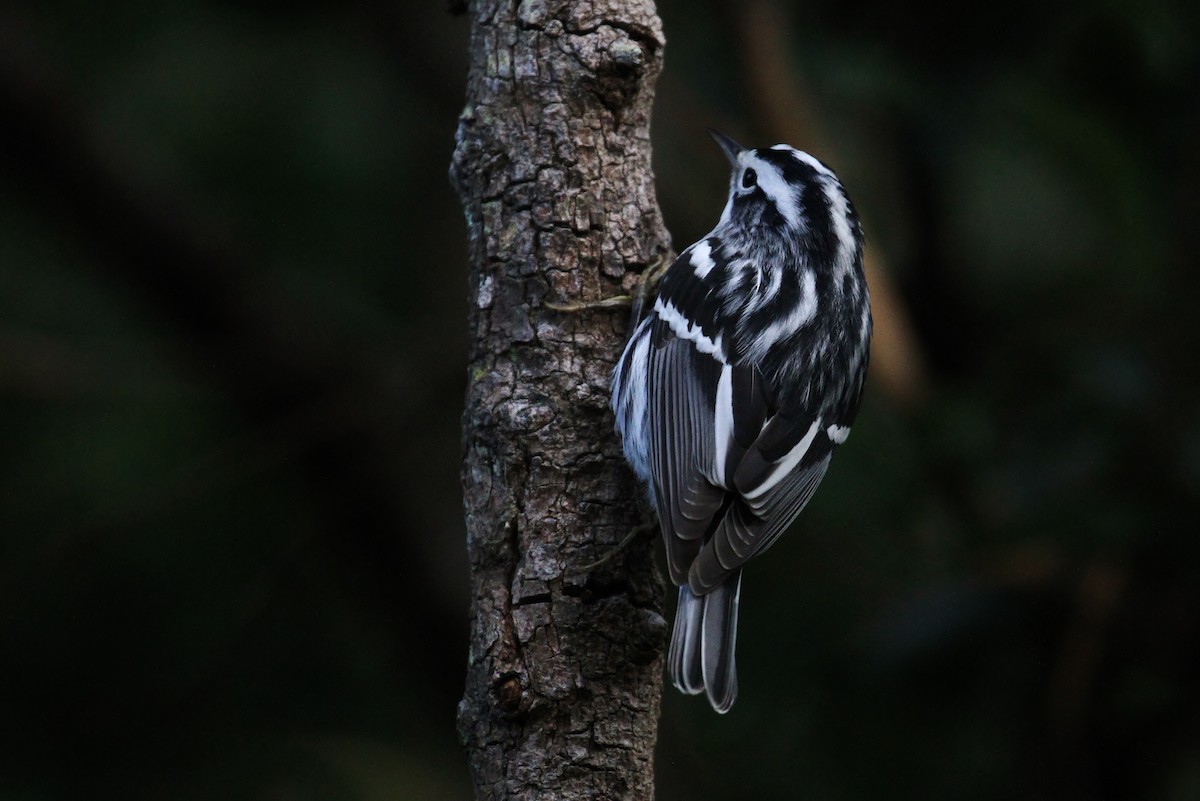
[1,1,1198,799]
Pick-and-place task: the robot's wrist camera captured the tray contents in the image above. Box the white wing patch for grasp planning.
[689,240,716,279]
[743,418,822,501]
[654,298,726,362]
[712,365,734,485]
[826,424,850,444]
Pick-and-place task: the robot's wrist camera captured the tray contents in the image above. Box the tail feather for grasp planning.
[669,585,705,695]
[668,570,742,713]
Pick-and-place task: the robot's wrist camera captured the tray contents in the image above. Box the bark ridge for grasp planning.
[452,1,671,799]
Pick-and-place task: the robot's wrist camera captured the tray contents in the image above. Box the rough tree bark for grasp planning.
[450,1,670,799]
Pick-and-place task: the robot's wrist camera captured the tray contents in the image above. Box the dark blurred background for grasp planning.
[2,1,1199,799]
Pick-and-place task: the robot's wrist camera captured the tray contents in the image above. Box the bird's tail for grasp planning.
[668,569,742,713]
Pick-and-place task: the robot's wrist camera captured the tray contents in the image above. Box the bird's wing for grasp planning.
[646,322,843,594]
[642,240,853,593]
[686,407,838,593]
[645,329,729,585]
[640,240,743,585]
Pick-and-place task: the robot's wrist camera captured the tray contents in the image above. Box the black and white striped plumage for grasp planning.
[611,132,871,713]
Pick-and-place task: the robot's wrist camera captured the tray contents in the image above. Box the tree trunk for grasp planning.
[450,1,670,799]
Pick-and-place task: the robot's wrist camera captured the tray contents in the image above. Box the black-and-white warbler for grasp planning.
[611,131,871,712]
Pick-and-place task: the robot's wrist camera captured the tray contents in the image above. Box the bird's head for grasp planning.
[709,130,858,263]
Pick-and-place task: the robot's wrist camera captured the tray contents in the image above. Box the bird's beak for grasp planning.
[707,129,745,167]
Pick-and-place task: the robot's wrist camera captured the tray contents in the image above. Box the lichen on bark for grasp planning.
[451,1,671,798]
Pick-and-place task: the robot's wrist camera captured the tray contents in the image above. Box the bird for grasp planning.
[609,130,872,712]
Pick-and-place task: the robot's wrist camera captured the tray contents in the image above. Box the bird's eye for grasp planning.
[741,168,757,189]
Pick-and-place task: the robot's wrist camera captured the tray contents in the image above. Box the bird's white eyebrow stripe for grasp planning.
[742,154,800,229]
[785,147,836,180]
